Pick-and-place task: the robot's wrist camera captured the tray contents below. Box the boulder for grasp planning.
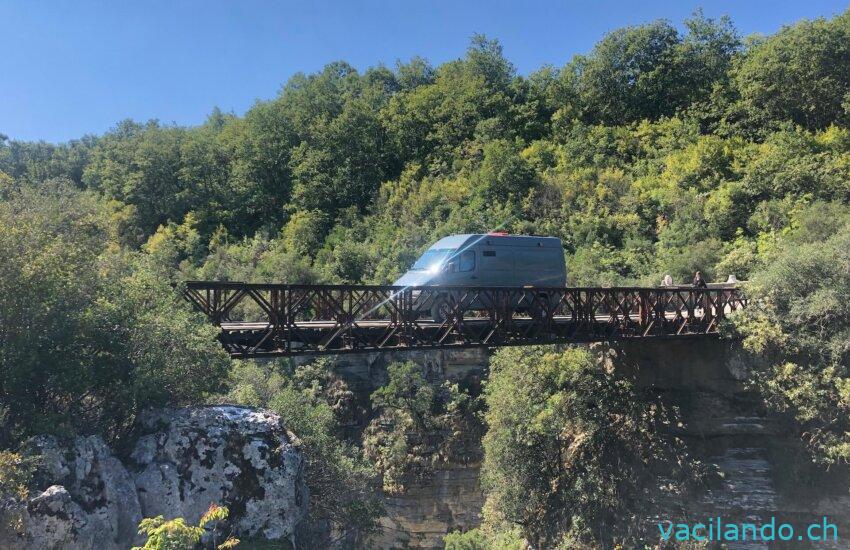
[1,435,142,550]
[23,485,100,549]
[130,405,308,541]
[32,434,143,545]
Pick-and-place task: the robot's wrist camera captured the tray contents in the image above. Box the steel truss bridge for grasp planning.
[182,281,748,358]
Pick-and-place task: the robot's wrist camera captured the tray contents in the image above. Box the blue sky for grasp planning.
[1,0,848,143]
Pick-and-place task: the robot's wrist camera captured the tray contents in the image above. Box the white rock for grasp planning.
[24,485,98,550]
[130,405,308,540]
[1,435,142,550]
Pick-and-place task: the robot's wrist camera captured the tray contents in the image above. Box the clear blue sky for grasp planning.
[2,0,847,143]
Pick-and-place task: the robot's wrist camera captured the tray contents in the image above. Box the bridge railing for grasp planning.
[181,281,748,357]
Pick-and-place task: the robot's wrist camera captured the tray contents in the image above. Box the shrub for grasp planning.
[222,359,381,544]
[481,346,707,547]
[363,361,484,494]
[132,504,239,550]
[0,451,35,539]
[0,182,230,445]
[730,207,850,464]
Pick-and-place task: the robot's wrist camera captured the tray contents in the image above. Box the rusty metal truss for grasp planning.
[181,281,748,358]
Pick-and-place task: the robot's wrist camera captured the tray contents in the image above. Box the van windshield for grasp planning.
[410,248,456,271]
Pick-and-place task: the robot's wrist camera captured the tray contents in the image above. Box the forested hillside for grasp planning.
[2,8,850,548]
[4,11,850,287]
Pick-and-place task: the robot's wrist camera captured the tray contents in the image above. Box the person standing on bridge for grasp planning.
[692,271,708,315]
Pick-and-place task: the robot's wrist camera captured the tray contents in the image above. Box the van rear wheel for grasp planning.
[529,294,549,323]
[431,298,453,324]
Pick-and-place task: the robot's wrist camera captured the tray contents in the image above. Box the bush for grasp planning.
[481,346,707,547]
[0,451,35,539]
[132,504,238,550]
[0,182,230,445]
[444,527,525,550]
[730,205,850,464]
[363,361,484,494]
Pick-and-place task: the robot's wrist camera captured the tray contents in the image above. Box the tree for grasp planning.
[475,139,537,203]
[481,346,704,547]
[575,13,739,125]
[289,97,390,215]
[381,37,516,171]
[0,182,230,445]
[730,203,850,464]
[0,136,97,187]
[83,120,191,241]
[735,10,850,129]
[395,56,435,91]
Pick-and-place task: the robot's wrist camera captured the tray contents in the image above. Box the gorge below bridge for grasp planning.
[182,281,748,358]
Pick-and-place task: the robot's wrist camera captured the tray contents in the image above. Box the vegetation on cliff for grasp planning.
[478,346,710,547]
[222,359,382,544]
[730,204,850,464]
[0,182,230,447]
[363,361,484,494]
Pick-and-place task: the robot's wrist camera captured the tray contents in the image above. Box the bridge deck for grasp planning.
[183,282,747,358]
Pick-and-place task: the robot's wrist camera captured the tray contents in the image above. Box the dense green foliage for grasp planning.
[132,503,238,550]
[444,526,524,550]
[0,181,230,446]
[480,347,706,547]
[734,12,850,130]
[731,203,850,464]
[0,451,34,539]
[2,8,850,548]
[363,361,483,494]
[2,10,848,289]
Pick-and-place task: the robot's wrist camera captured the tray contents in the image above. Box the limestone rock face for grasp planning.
[130,405,308,540]
[1,435,143,550]
[22,485,100,550]
[0,406,308,550]
[34,434,143,546]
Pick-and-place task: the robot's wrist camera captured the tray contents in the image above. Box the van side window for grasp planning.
[459,250,475,272]
[480,249,512,271]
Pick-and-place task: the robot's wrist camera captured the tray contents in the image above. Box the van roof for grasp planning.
[429,234,563,250]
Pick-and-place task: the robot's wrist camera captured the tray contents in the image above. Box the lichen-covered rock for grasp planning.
[130,405,307,540]
[0,435,142,550]
[31,434,143,546]
[23,485,100,549]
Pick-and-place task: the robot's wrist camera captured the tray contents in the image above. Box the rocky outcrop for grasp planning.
[1,435,142,550]
[372,466,485,549]
[23,485,111,550]
[131,405,308,541]
[0,405,307,550]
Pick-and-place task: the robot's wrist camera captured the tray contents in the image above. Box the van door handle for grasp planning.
[470,276,478,280]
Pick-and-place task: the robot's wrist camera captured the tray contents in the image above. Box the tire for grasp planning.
[431,298,453,324]
[529,300,546,322]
